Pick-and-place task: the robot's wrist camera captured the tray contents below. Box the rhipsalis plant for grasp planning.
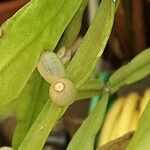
[0,0,150,150]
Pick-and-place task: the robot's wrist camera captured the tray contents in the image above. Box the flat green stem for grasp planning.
[18,101,67,150]
[109,48,150,93]
[77,79,104,100]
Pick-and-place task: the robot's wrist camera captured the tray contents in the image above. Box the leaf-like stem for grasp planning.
[18,101,67,150]
[77,79,104,100]
[109,48,150,94]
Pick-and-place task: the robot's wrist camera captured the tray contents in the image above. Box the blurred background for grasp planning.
[0,0,150,149]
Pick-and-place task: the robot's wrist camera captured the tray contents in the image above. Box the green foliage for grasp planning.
[66,0,119,88]
[109,48,150,93]
[16,0,119,148]
[12,71,49,149]
[0,0,149,149]
[18,102,66,150]
[0,0,84,105]
[57,0,89,50]
[77,79,104,100]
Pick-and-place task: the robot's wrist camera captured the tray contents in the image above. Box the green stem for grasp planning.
[18,101,67,150]
[77,79,104,100]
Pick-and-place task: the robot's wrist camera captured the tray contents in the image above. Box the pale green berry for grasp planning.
[37,51,65,84]
[49,78,76,106]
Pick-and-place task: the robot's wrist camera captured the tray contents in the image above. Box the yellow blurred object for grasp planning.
[130,110,139,131]
[98,97,125,146]
[116,93,140,138]
[109,116,120,141]
[98,89,150,147]
[140,88,150,117]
